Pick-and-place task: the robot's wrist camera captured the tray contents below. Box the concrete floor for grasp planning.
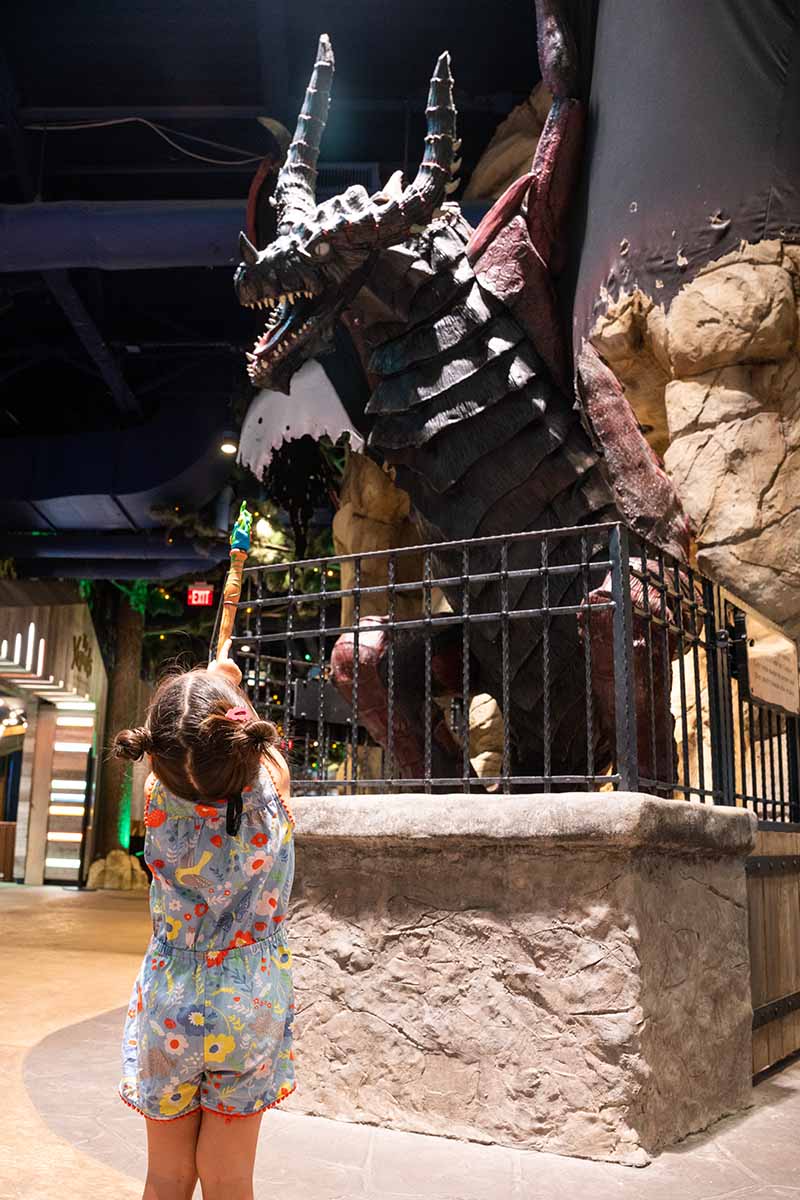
[2,883,799,1200]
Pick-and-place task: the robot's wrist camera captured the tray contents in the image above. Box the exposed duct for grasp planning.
[11,559,220,580]
[0,197,490,272]
[0,534,228,560]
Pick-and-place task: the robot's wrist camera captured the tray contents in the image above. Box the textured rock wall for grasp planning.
[463,82,551,202]
[332,452,427,627]
[632,854,753,1148]
[283,793,754,1163]
[331,452,505,779]
[591,240,800,636]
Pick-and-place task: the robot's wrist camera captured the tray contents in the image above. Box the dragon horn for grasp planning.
[410,51,457,201]
[366,51,457,245]
[275,34,335,227]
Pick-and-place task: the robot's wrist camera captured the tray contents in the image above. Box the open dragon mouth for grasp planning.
[243,289,326,387]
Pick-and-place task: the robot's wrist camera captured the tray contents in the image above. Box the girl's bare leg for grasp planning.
[143,1109,202,1200]
[195,1110,264,1200]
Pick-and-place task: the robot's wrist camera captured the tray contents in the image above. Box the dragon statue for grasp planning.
[234,2,690,787]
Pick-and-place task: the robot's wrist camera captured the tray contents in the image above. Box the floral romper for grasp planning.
[120,759,296,1121]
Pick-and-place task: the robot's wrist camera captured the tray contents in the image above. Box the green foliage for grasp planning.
[147,586,184,619]
[148,504,224,545]
[113,579,150,615]
[261,434,346,559]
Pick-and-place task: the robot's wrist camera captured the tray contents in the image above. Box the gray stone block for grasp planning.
[287,792,756,1164]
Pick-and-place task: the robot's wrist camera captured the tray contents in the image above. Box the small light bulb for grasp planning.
[220,439,238,456]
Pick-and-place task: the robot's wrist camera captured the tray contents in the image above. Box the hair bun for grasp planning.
[243,717,277,753]
[113,726,153,761]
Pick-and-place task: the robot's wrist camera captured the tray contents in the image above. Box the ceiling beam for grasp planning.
[0,199,490,271]
[43,270,141,417]
[0,532,227,560]
[0,352,49,388]
[1,51,140,419]
[12,93,517,121]
[0,54,36,198]
[257,0,288,126]
[12,559,223,581]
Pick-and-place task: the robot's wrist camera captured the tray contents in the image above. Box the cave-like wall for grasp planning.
[569,0,800,341]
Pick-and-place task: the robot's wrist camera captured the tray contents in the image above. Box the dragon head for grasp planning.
[235,34,458,394]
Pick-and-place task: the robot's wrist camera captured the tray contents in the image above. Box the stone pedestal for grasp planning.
[286,792,755,1164]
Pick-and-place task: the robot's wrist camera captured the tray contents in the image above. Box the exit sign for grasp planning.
[187,583,214,607]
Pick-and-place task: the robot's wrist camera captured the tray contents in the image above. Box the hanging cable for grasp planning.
[24,116,266,166]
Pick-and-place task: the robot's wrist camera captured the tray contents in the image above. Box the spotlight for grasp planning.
[220,431,238,456]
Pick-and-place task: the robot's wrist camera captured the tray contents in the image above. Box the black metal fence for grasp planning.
[218,522,800,821]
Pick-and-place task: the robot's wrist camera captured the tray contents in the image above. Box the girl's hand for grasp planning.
[207,638,242,687]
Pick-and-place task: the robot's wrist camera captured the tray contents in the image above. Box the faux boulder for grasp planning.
[590,240,800,637]
[332,452,436,626]
[463,82,551,201]
[86,849,149,891]
[667,256,796,377]
[284,791,755,1164]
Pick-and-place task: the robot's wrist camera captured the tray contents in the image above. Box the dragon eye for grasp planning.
[312,241,331,258]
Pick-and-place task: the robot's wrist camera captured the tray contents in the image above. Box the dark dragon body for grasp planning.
[235,10,689,785]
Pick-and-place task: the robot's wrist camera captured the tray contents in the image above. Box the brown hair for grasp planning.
[113,667,277,832]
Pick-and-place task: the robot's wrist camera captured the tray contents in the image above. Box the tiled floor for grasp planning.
[3,883,800,1200]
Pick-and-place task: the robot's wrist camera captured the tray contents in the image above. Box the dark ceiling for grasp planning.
[0,0,540,578]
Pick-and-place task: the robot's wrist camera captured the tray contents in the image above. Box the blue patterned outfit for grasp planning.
[119,760,296,1120]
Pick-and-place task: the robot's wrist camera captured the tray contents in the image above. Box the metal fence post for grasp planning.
[705,581,736,805]
[788,716,800,824]
[609,525,639,792]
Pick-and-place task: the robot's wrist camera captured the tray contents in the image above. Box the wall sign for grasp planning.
[187,583,214,608]
[725,592,800,716]
[742,610,800,715]
[71,632,93,679]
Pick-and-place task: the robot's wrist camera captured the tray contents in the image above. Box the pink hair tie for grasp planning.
[225,706,249,722]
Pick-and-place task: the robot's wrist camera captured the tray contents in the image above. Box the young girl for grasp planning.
[115,640,295,1200]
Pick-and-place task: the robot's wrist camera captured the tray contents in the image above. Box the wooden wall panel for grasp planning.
[748,830,800,1074]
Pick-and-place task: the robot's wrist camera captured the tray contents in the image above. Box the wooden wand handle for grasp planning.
[216,548,248,658]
